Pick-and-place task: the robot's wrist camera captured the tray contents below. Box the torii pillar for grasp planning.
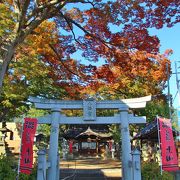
[120,107,132,180]
[47,109,61,180]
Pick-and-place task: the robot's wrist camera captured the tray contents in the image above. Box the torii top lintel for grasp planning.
[28,95,151,110]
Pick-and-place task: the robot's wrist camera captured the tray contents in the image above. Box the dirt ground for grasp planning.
[60,157,122,180]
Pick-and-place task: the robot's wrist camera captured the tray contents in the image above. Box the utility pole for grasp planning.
[166,63,172,120]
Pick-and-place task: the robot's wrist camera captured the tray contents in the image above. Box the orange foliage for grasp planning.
[5,0,177,99]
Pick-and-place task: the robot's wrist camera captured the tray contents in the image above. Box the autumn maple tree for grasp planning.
[0,0,179,123]
[0,21,62,122]
[0,18,93,122]
[0,0,179,90]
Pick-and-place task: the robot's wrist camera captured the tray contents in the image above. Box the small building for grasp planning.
[0,122,21,157]
[0,122,38,162]
[63,126,113,157]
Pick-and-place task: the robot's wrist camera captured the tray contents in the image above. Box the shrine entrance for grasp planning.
[63,126,114,158]
[29,96,151,180]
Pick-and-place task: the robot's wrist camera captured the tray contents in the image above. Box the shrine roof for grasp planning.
[63,126,112,140]
[76,127,99,137]
[0,127,13,133]
[133,118,179,141]
[76,127,112,138]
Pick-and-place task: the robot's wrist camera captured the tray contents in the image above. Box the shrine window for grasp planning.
[81,142,96,149]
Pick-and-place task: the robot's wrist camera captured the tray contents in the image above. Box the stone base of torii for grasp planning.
[29,95,151,180]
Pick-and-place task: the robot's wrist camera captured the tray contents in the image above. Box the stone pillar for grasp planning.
[132,149,141,180]
[120,109,132,180]
[47,110,60,180]
[37,149,47,180]
[56,152,60,180]
[175,170,180,180]
[110,140,115,159]
[96,141,99,157]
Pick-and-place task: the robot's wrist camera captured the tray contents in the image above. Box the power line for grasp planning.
[175,61,180,107]
[166,63,172,120]
[173,91,178,104]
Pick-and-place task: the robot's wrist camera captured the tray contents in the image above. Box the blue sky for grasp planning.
[70,20,180,108]
[149,23,180,108]
[66,3,180,109]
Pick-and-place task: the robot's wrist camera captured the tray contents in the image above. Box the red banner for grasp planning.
[20,118,37,174]
[109,141,112,151]
[158,117,179,171]
[69,140,73,154]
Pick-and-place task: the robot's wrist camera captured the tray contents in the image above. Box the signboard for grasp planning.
[20,118,37,174]
[83,99,96,121]
[158,117,179,171]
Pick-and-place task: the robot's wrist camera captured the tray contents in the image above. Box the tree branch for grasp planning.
[67,0,97,7]
[59,12,111,49]
[17,0,30,33]
[48,44,81,78]
[13,0,21,14]
[83,0,98,8]
[37,0,64,9]
[27,0,66,21]
[62,14,82,45]
[21,0,30,19]
[112,88,130,98]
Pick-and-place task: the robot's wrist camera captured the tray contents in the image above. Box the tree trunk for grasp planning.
[0,42,17,91]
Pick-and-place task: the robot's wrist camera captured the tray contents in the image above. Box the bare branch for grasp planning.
[17,0,30,33]
[62,14,82,45]
[13,0,21,14]
[14,0,65,50]
[27,0,66,23]
[21,0,30,17]
[83,0,97,7]
[37,0,63,9]
[59,12,111,49]
[48,44,81,78]
[66,0,97,6]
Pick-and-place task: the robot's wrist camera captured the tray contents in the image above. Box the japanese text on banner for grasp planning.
[158,118,179,172]
[20,118,37,174]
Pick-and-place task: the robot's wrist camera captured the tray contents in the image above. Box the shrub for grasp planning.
[0,154,16,180]
[0,154,37,180]
[141,161,174,180]
[19,164,37,180]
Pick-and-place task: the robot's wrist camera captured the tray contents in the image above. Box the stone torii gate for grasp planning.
[29,95,151,180]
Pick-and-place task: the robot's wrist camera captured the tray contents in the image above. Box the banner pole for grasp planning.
[16,119,25,180]
[156,115,162,175]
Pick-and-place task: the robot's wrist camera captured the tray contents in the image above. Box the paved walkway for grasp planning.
[60,158,122,180]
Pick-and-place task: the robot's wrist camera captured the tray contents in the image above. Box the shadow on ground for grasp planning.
[60,168,122,180]
[60,158,122,180]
